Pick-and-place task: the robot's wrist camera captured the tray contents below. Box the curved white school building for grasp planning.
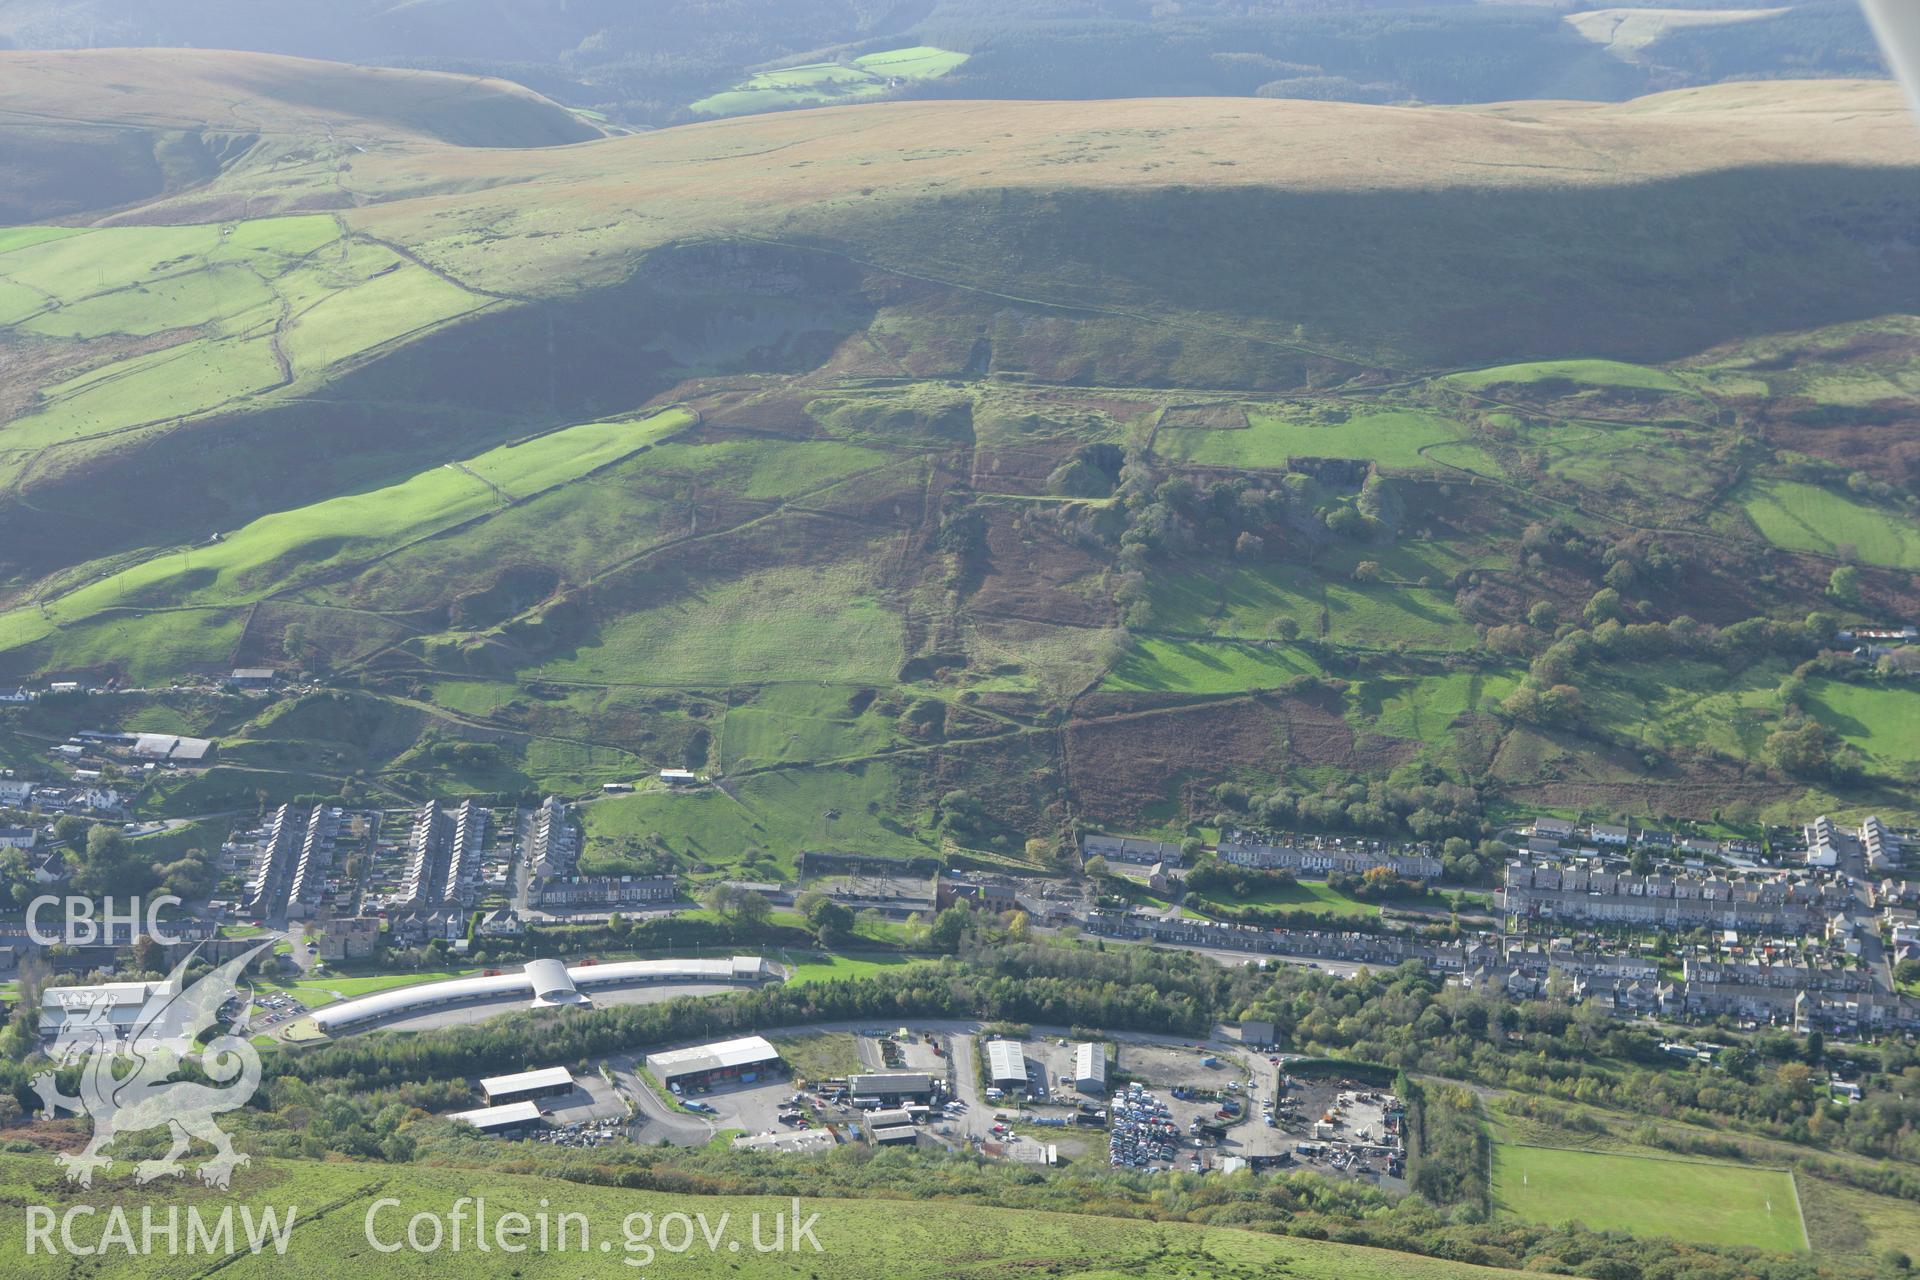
[310,955,775,1033]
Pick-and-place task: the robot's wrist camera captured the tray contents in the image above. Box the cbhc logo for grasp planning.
[26,895,185,946]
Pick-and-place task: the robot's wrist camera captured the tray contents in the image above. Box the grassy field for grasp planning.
[531,559,904,688]
[0,1150,1554,1280]
[1148,563,1479,653]
[1446,358,1689,393]
[1805,678,1920,773]
[582,761,932,876]
[1156,408,1493,473]
[1741,478,1920,569]
[1352,670,1518,744]
[717,684,899,772]
[0,216,493,468]
[1492,1144,1805,1252]
[1103,637,1320,693]
[1189,877,1379,919]
[690,46,967,117]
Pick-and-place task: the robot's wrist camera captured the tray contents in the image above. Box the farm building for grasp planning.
[846,1071,934,1104]
[985,1039,1028,1089]
[447,1101,543,1136]
[1072,1042,1108,1094]
[479,1066,576,1105]
[645,1035,784,1091]
[229,668,277,688]
[660,769,699,786]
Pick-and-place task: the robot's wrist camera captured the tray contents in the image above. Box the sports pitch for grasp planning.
[1492,1144,1807,1252]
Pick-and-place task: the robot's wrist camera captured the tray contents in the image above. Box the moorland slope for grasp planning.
[1,55,1917,865]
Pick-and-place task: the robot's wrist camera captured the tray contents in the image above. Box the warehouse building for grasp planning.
[985,1039,1028,1089]
[447,1100,543,1136]
[479,1066,577,1106]
[1072,1042,1107,1095]
[868,1123,918,1146]
[645,1035,784,1092]
[845,1072,934,1104]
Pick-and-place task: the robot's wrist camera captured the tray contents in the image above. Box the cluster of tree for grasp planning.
[1327,866,1429,902]
[1219,772,1494,848]
[1763,714,1866,784]
[1183,858,1296,900]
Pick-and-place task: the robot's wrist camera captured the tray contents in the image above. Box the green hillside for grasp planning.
[2,58,1919,858]
[0,1151,1546,1280]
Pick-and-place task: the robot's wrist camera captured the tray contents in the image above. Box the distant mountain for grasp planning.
[0,1,1889,125]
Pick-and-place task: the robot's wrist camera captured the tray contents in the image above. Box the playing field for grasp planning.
[1492,1144,1807,1252]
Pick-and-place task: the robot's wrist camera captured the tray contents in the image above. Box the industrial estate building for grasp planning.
[846,1072,935,1104]
[479,1066,577,1105]
[985,1039,1028,1089]
[1072,1042,1108,1094]
[448,1101,544,1135]
[644,1035,784,1092]
[39,977,178,1039]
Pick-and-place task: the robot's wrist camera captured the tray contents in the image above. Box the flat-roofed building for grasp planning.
[845,1071,934,1103]
[869,1124,918,1146]
[645,1035,784,1091]
[447,1100,543,1135]
[479,1066,577,1105]
[985,1038,1028,1088]
[733,1129,837,1155]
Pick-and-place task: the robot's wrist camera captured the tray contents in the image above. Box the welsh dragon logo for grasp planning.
[32,940,274,1189]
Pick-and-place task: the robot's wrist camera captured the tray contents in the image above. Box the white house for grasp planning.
[0,826,36,850]
[81,787,123,812]
[0,778,34,804]
[1591,824,1630,847]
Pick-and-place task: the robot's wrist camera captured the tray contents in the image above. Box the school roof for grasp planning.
[986,1039,1027,1083]
[310,956,771,1031]
[479,1066,575,1100]
[525,957,588,1006]
[644,1034,781,1079]
[448,1100,543,1130]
